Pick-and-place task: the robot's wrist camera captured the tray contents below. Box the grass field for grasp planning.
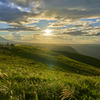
[0,45,100,100]
[54,50,100,68]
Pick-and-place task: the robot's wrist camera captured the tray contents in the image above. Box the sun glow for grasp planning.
[44,29,53,36]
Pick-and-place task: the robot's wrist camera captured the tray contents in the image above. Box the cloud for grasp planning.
[95,33,100,36]
[96,19,100,22]
[0,0,9,3]
[8,32,23,40]
[0,0,42,24]
[0,24,40,32]
[42,0,100,21]
[62,31,88,36]
[1,0,100,24]
[48,21,66,27]
[72,37,100,44]
[72,24,91,27]
[86,32,100,36]
[0,0,100,45]
[82,26,100,31]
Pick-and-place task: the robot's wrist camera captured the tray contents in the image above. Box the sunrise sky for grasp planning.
[0,0,100,44]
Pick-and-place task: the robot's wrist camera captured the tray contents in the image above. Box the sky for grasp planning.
[0,0,100,44]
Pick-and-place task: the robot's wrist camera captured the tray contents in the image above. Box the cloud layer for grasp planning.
[1,0,100,24]
[0,0,100,43]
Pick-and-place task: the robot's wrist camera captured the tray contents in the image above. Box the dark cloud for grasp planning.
[0,24,40,32]
[0,0,100,24]
[0,0,9,3]
[87,33,100,36]
[0,4,26,23]
[82,26,100,31]
[0,0,41,24]
[95,33,100,36]
[72,24,91,27]
[72,25,84,27]
[63,31,88,36]
[42,0,100,21]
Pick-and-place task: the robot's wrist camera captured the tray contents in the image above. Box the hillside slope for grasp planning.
[54,50,100,68]
[32,43,78,53]
[0,45,100,100]
[0,45,99,75]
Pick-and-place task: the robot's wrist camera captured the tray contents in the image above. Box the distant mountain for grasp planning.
[71,44,100,59]
[0,36,13,43]
[32,43,78,53]
[26,43,100,59]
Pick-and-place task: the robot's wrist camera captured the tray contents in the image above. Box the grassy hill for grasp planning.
[32,43,78,53]
[0,45,100,100]
[54,51,100,68]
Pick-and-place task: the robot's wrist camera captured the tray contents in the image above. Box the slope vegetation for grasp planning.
[0,45,100,100]
[54,50,100,68]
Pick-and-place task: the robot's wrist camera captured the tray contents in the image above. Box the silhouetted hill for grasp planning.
[54,50,100,68]
[32,43,78,53]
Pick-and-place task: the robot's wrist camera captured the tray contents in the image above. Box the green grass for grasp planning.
[54,50,100,68]
[0,45,100,100]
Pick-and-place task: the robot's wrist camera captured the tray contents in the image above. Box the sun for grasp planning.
[44,29,53,36]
